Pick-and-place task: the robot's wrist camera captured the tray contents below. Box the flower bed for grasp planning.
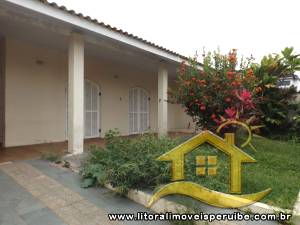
[80,131,300,210]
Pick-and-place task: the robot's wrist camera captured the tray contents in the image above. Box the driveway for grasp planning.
[0,160,169,225]
[0,160,282,225]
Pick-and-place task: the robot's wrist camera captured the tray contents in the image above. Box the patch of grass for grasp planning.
[182,137,300,209]
[243,137,300,209]
[41,152,62,164]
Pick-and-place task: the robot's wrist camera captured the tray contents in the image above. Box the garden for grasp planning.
[80,48,300,218]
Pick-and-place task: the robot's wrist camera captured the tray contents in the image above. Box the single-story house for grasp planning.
[0,0,195,154]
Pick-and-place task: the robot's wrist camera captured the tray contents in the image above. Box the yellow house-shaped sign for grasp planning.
[157,130,256,194]
[148,122,271,208]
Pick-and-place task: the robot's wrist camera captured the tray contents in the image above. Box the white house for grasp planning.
[0,0,195,154]
[277,74,300,92]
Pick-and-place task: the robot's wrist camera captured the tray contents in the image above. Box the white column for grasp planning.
[158,63,168,136]
[68,33,84,154]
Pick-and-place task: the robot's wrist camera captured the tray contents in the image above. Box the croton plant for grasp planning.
[169,48,300,134]
[169,50,263,131]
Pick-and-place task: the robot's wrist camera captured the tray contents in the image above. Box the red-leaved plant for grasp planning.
[169,50,261,131]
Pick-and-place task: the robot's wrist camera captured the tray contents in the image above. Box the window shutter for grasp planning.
[129,89,134,133]
[129,88,150,134]
[66,80,100,139]
[91,84,98,137]
[84,81,100,138]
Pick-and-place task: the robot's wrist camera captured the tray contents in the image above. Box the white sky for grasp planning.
[52,0,300,62]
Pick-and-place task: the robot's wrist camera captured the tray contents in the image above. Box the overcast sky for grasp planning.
[52,0,299,62]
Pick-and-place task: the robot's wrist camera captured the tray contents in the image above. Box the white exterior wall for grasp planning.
[168,80,195,132]
[85,57,159,136]
[168,104,195,132]
[5,38,67,147]
[4,38,194,147]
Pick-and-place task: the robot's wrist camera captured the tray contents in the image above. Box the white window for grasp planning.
[129,87,150,134]
[65,80,100,139]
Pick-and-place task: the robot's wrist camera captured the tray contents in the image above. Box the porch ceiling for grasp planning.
[0,1,179,77]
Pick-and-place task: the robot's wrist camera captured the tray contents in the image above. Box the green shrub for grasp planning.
[80,129,181,194]
[168,49,259,131]
[169,47,300,139]
[80,129,300,208]
[252,48,300,137]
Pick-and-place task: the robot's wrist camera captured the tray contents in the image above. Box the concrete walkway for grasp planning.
[0,159,283,225]
[0,168,66,225]
[0,160,169,225]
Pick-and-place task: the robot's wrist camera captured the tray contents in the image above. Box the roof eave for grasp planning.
[4,0,190,64]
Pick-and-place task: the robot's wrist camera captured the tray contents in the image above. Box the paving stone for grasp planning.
[30,160,172,225]
[0,170,65,225]
[21,207,67,225]
[0,206,27,225]
[15,195,46,216]
[0,162,119,225]
[72,201,99,215]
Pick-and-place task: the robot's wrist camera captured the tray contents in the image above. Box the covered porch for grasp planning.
[0,132,193,163]
[0,0,194,155]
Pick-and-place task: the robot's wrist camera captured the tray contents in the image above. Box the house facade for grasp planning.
[0,0,195,154]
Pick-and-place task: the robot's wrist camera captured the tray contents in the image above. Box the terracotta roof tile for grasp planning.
[35,0,189,61]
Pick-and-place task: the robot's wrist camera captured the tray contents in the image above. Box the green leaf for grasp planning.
[81,178,96,188]
[276,112,287,118]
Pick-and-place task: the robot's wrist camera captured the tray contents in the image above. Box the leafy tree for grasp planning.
[169,47,300,137]
[169,50,259,131]
[252,47,300,135]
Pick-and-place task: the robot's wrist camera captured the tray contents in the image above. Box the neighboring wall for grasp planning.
[5,38,194,147]
[0,37,5,147]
